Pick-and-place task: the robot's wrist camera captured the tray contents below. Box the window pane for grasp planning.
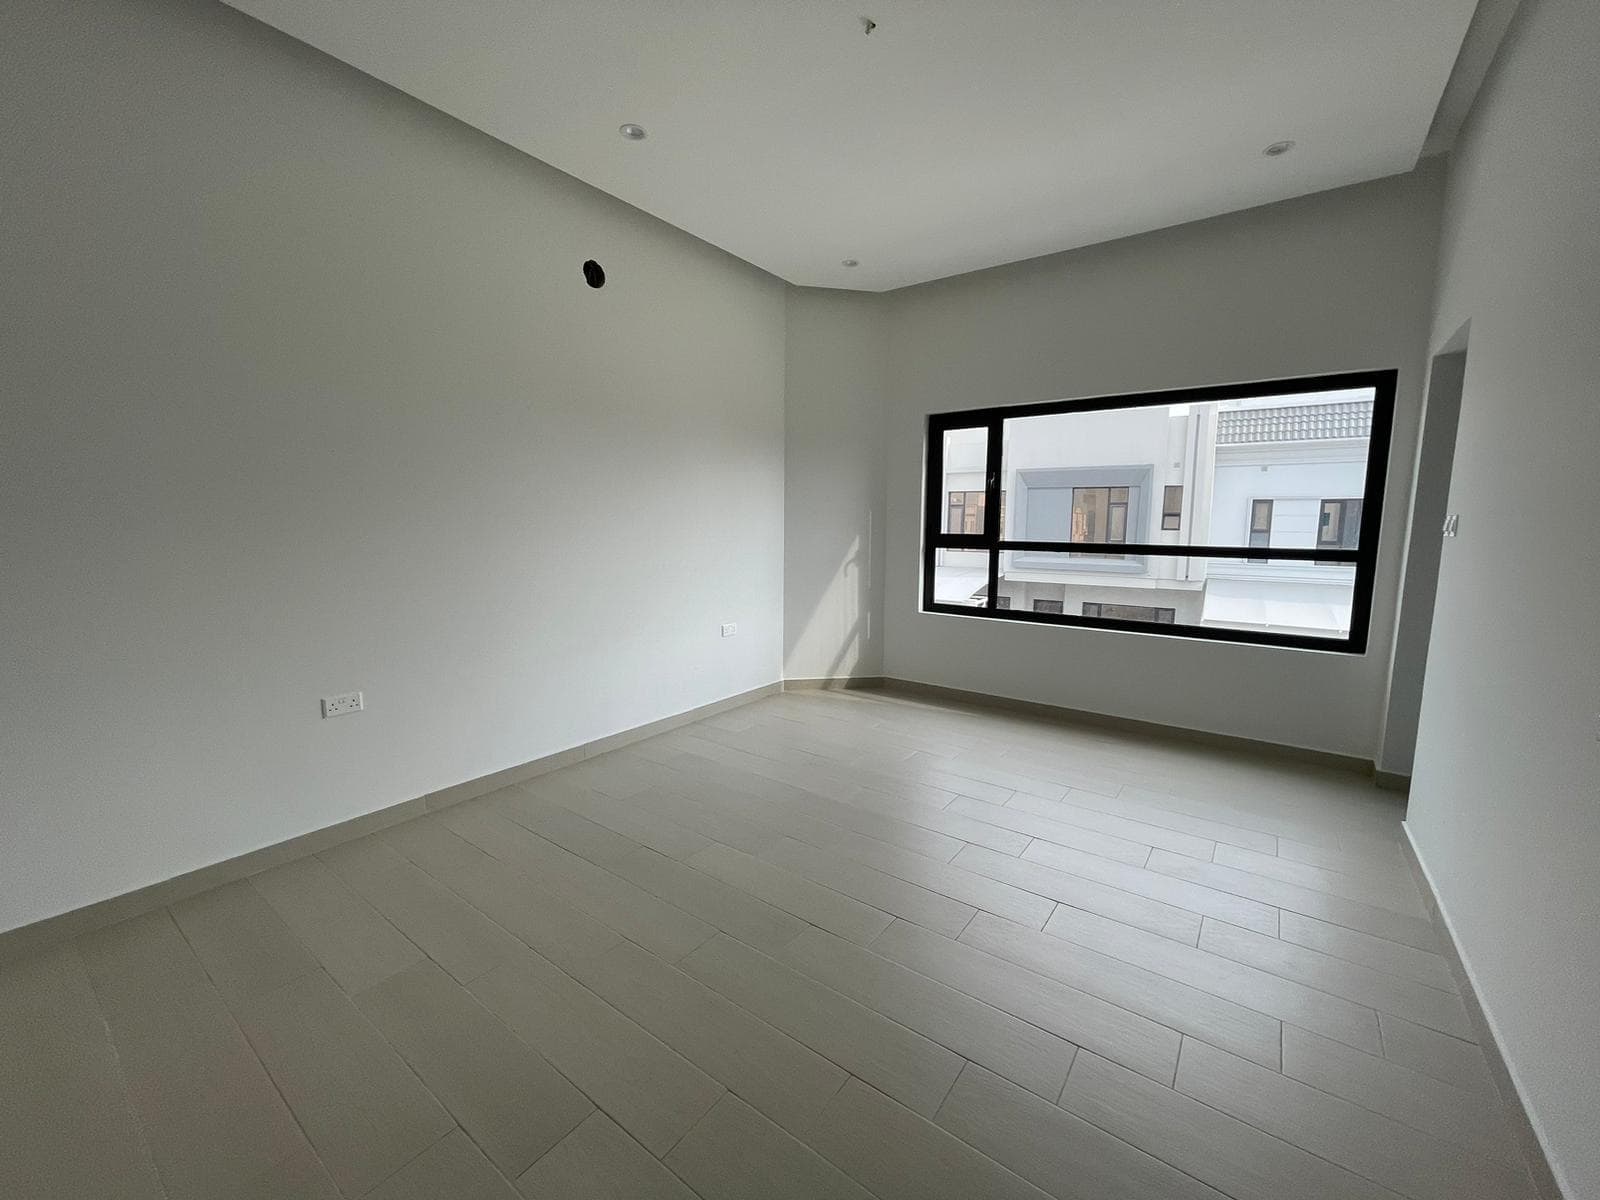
[997,386,1374,548]
[941,428,989,534]
[993,552,1203,626]
[930,557,988,607]
[1202,556,1356,639]
[991,550,1354,639]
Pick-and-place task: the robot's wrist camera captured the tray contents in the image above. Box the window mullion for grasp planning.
[983,419,1003,609]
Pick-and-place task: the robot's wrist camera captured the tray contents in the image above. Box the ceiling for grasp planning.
[223,1,1481,292]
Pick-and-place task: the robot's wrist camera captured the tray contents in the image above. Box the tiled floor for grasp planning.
[1,689,1538,1199]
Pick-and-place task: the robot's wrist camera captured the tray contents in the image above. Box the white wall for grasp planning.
[0,0,786,933]
[783,290,887,680]
[1380,348,1466,777]
[880,170,1444,757]
[1406,2,1600,1193]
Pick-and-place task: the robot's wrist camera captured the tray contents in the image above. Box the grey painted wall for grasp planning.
[877,170,1444,758]
[1380,347,1467,777]
[0,0,787,932]
[784,291,888,680]
[1406,2,1600,1193]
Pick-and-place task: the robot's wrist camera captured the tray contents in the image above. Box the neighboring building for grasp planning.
[934,389,1372,638]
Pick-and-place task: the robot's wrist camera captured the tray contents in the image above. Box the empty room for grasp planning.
[3,1,1596,1198]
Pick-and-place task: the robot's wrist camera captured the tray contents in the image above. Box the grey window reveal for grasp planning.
[1012,466,1152,574]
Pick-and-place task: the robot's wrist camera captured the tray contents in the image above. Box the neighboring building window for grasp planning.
[1248,499,1274,563]
[945,489,1007,535]
[1083,603,1177,624]
[995,596,1011,610]
[922,369,1395,653]
[946,490,985,534]
[1071,487,1129,544]
[1318,498,1362,557]
[1162,485,1183,531]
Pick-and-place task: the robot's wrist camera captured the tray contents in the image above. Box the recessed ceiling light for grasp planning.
[841,258,859,268]
[1262,140,1296,158]
[619,124,647,141]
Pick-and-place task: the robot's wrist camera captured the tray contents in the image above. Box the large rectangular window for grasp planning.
[922,371,1395,652]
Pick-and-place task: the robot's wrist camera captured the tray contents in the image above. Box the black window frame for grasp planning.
[921,369,1396,654]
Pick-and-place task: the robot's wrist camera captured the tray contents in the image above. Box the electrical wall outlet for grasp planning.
[720,622,737,638]
[321,691,364,718]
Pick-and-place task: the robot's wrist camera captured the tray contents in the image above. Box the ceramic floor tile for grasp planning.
[170,879,320,1004]
[563,937,847,1132]
[0,945,164,1200]
[678,933,964,1117]
[665,1093,873,1200]
[871,919,1181,1084]
[518,1112,697,1200]
[1175,1037,1535,1200]
[1060,1051,1397,1200]
[251,856,424,993]
[686,842,894,945]
[77,912,311,1200]
[235,970,454,1197]
[952,844,1203,943]
[777,925,1078,1100]
[355,960,592,1175]
[364,1130,519,1200]
[605,845,807,954]
[468,949,724,1156]
[960,912,1281,1068]
[936,1063,1229,1200]
[800,1078,1052,1200]
[15,690,1533,1200]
